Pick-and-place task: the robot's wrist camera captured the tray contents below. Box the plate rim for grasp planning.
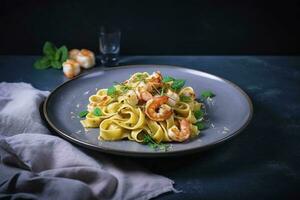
[43,64,253,157]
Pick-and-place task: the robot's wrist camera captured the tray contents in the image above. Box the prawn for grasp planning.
[135,82,153,101]
[165,89,179,106]
[145,96,173,121]
[146,71,163,89]
[168,119,191,142]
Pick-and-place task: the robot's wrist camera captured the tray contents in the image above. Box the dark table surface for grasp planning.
[0,55,299,200]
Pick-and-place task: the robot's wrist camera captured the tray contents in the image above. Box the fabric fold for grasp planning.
[0,82,175,200]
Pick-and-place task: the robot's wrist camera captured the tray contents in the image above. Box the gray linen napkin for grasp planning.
[0,82,176,200]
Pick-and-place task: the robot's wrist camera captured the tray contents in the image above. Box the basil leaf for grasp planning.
[34,57,51,69]
[51,60,62,69]
[54,50,61,61]
[171,79,185,91]
[93,107,102,116]
[196,121,206,130]
[162,76,175,83]
[78,110,89,118]
[58,45,68,62]
[180,95,192,102]
[43,41,57,57]
[194,110,204,119]
[107,86,116,97]
[201,90,215,99]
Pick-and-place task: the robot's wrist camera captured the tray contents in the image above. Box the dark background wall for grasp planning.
[1,0,300,55]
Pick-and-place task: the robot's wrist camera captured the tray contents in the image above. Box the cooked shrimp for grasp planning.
[139,90,153,101]
[146,71,163,89]
[62,59,81,79]
[135,82,153,101]
[168,119,191,142]
[166,89,179,106]
[69,49,80,60]
[145,96,173,121]
[76,49,96,69]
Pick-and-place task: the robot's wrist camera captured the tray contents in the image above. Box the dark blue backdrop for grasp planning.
[1,0,300,55]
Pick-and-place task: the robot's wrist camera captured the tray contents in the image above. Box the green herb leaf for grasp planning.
[43,41,57,57]
[93,107,102,116]
[196,121,206,130]
[162,76,175,83]
[171,79,186,91]
[143,134,169,151]
[78,110,89,118]
[58,45,68,62]
[34,41,69,70]
[51,60,62,69]
[180,95,192,102]
[34,57,51,69]
[201,90,215,99]
[194,109,204,119]
[54,50,61,61]
[107,86,117,97]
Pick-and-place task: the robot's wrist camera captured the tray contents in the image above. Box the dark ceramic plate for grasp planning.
[44,65,253,157]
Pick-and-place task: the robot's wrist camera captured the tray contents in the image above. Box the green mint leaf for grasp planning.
[162,76,175,83]
[196,121,206,130]
[78,110,89,118]
[93,107,102,116]
[107,86,117,97]
[58,45,68,62]
[54,50,61,61]
[201,90,215,99]
[34,57,51,69]
[54,46,68,62]
[194,110,204,119]
[43,41,57,57]
[180,95,192,102]
[171,79,186,91]
[51,60,62,69]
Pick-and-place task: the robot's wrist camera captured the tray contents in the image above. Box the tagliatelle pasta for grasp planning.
[80,71,206,143]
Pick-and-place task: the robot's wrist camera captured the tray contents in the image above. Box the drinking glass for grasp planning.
[99,26,121,67]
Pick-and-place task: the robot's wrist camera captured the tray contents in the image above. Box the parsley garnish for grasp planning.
[201,90,215,99]
[195,121,206,130]
[162,76,175,83]
[180,95,192,102]
[194,109,204,119]
[78,110,89,118]
[107,86,117,97]
[171,79,186,91]
[93,107,102,116]
[143,134,169,151]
